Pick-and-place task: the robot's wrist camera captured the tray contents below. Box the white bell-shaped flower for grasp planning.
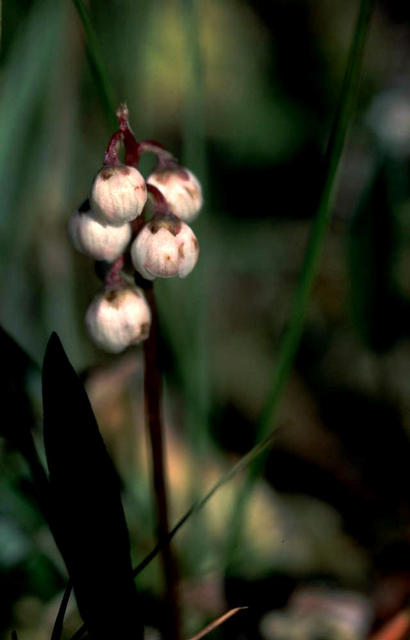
[69,210,131,262]
[147,168,202,222]
[91,164,147,225]
[86,287,151,353]
[131,217,199,280]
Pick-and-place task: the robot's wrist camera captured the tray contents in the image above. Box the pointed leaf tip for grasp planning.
[44,331,66,364]
[47,331,61,347]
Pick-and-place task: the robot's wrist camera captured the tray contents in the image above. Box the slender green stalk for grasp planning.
[71,0,117,130]
[257,0,373,442]
[50,582,72,640]
[225,0,374,562]
[180,0,211,568]
[68,423,278,640]
[181,0,207,178]
[135,427,278,572]
[181,0,209,454]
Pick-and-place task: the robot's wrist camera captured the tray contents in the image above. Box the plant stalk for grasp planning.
[67,0,373,616]
[143,285,181,640]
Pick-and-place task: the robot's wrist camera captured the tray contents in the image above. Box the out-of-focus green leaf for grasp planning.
[0,517,30,569]
[0,325,53,537]
[42,333,142,640]
[347,159,408,352]
[0,325,37,447]
[0,0,66,357]
[0,0,64,236]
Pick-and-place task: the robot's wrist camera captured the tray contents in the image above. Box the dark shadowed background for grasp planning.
[2,1,410,638]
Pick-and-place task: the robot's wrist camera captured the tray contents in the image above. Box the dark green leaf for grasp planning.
[0,326,51,522]
[42,333,142,640]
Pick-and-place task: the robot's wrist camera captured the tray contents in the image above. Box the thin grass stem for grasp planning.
[179,0,211,571]
[68,414,281,640]
[131,426,278,577]
[50,581,72,640]
[71,0,117,130]
[225,0,375,561]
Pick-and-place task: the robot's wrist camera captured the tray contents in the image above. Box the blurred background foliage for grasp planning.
[2,0,410,638]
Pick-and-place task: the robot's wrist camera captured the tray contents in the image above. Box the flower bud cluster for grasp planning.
[69,106,202,353]
[69,163,147,264]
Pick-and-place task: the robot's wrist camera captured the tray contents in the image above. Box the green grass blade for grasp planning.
[0,0,64,235]
[71,0,117,130]
[260,0,373,455]
[133,428,277,577]
[68,428,277,640]
[225,0,375,561]
[180,0,210,566]
[0,0,66,355]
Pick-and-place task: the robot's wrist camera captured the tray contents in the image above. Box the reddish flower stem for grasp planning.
[130,212,147,237]
[116,104,141,166]
[116,103,131,131]
[143,285,181,640]
[103,130,123,166]
[147,183,170,216]
[116,104,178,169]
[100,109,182,637]
[123,128,141,167]
[103,255,125,289]
[138,140,177,170]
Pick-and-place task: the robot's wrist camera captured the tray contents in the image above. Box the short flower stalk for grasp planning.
[69,104,203,639]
